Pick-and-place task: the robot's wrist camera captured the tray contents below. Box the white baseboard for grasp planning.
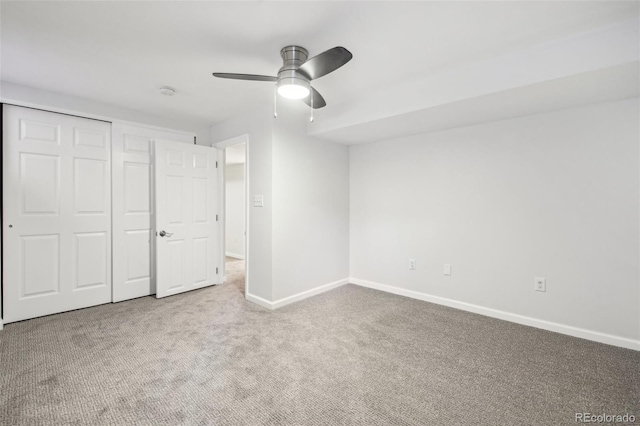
[246,278,350,310]
[273,278,350,309]
[225,252,245,260]
[350,278,640,351]
[0,319,3,331]
[245,292,274,310]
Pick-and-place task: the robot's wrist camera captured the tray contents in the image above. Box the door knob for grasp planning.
[159,230,173,237]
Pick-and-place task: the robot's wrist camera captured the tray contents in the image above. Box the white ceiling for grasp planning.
[317,62,640,144]
[1,1,637,136]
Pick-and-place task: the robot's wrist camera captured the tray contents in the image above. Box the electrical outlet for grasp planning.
[534,277,546,292]
[443,264,451,276]
[408,258,416,270]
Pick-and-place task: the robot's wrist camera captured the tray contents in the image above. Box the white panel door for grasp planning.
[154,139,219,298]
[3,105,111,323]
[111,125,154,302]
[111,124,193,302]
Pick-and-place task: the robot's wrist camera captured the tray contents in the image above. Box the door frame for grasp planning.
[212,135,249,297]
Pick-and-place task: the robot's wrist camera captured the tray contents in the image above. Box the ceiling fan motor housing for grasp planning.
[277,45,310,92]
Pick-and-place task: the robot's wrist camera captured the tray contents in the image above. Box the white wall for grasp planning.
[211,107,273,301]
[272,102,350,301]
[211,102,350,305]
[0,81,211,143]
[225,163,245,259]
[350,99,640,344]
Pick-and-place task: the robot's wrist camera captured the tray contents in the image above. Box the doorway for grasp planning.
[214,136,248,297]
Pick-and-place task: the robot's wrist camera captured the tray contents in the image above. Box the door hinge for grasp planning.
[194,136,197,145]
[216,161,218,168]
[216,214,218,221]
[216,267,219,274]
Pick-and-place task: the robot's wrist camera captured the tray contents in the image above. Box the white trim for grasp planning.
[111,120,194,140]
[350,278,640,351]
[245,292,274,310]
[0,98,197,139]
[213,134,249,300]
[214,147,225,285]
[246,278,350,310]
[0,319,3,331]
[222,275,227,283]
[225,252,245,260]
[244,140,249,302]
[213,134,248,149]
[273,278,350,309]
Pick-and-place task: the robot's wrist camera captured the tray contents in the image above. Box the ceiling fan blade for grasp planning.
[296,47,353,81]
[212,73,277,82]
[301,87,327,109]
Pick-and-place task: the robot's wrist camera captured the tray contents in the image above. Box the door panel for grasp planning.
[166,176,184,224]
[111,125,154,302]
[167,239,185,291]
[193,178,208,222]
[74,158,108,214]
[3,106,112,323]
[111,124,193,302]
[155,140,219,298]
[20,153,60,214]
[125,229,151,283]
[123,162,151,213]
[74,232,108,290]
[19,119,60,144]
[193,237,209,285]
[73,127,107,149]
[21,234,60,297]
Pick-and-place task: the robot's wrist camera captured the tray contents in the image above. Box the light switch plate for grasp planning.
[253,195,264,207]
[443,264,451,276]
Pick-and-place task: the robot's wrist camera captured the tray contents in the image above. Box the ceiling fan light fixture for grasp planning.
[213,45,352,110]
[277,78,310,100]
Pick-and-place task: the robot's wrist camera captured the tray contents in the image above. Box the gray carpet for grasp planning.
[1,259,638,425]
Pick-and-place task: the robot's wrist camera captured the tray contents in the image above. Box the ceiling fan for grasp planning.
[213,45,353,109]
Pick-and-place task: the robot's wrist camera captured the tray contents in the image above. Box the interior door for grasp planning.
[2,105,112,323]
[111,124,154,302]
[154,139,219,298]
[112,124,195,302]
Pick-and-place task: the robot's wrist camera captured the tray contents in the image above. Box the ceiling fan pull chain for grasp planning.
[310,90,314,123]
[273,84,278,118]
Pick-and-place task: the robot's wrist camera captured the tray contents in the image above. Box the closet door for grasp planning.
[111,124,193,302]
[2,106,111,323]
[111,124,154,302]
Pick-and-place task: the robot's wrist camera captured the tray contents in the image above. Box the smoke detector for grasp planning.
[159,86,176,96]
